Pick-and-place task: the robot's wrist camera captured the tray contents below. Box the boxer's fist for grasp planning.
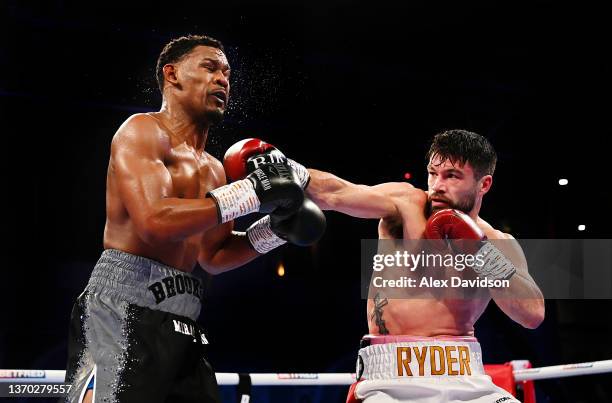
[224,138,284,182]
[247,163,303,215]
[270,198,326,246]
[425,209,516,280]
[207,163,303,223]
[425,209,486,241]
[246,198,326,253]
[224,138,310,189]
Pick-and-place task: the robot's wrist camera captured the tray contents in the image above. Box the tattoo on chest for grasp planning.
[371,292,390,334]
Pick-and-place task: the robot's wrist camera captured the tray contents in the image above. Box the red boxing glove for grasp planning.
[425,209,516,281]
[346,382,363,403]
[223,138,284,182]
[425,209,486,241]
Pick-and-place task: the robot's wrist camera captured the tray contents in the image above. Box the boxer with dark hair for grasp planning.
[63,35,324,403]
[265,129,544,402]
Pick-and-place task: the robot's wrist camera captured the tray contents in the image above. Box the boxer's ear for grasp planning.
[479,175,493,195]
[163,64,179,86]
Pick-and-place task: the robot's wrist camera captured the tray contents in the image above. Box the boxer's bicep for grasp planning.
[111,122,172,232]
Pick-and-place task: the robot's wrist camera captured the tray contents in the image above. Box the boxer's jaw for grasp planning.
[427,156,479,215]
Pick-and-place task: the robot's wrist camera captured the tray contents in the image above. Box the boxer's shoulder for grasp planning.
[476,217,513,240]
[111,113,169,156]
[377,182,426,202]
[118,113,165,134]
[203,152,223,169]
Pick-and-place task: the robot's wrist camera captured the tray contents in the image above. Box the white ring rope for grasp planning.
[512,359,612,382]
[1,359,611,384]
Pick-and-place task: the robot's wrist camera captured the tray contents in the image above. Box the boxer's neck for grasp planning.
[157,103,209,152]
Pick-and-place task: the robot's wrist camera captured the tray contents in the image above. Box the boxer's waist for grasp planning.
[358,334,485,380]
[86,249,203,321]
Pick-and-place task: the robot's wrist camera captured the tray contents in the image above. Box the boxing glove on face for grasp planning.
[424,209,515,281]
[224,138,310,188]
[224,138,280,182]
[248,163,304,216]
[425,209,485,241]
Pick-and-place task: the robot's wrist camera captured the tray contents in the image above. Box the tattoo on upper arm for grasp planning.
[370,292,390,334]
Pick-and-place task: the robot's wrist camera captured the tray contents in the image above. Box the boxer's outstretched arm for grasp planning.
[112,115,222,244]
[305,169,408,218]
[490,233,545,329]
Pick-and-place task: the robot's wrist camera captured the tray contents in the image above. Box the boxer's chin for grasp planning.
[205,108,225,126]
[430,205,446,213]
[426,199,452,217]
[449,196,476,215]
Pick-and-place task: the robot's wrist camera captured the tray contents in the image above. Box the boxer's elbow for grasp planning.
[198,262,223,275]
[198,257,238,276]
[138,219,172,244]
[138,210,178,244]
[522,300,545,329]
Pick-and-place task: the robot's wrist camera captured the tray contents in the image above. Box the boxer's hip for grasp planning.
[86,248,203,321]
[64,250,217,403]
[357,334,485,380]
[353,335,520,403]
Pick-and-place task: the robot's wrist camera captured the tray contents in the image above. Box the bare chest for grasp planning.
[165,147,221,199]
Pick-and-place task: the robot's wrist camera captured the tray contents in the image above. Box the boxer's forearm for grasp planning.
[138,197,222,244]
[198,232,260,275]
[491,272,545,329]
[481,235,544,328]
[306,169,397,218]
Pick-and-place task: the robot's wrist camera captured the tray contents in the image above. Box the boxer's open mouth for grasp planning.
[210,91,227,104]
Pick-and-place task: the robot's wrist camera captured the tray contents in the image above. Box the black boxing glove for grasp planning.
[207,163,304,223]
[270,198,326,246]
[246,198,326,253]
[249,150,311,190]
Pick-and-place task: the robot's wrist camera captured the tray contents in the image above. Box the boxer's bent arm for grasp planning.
[112,116,220,244]
[305,169,400,218]
[490,234,545,329]
[198,221,259,275]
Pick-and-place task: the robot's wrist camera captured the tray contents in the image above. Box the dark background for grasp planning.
[2,0,612,402]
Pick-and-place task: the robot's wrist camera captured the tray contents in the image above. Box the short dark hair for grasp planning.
[156,35,225,93]
[426,129,497,179]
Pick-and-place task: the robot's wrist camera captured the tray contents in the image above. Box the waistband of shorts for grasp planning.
[357,335,485,380]
[102,248,183,271]
[362,334,478,346]
[86,249,203,321]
